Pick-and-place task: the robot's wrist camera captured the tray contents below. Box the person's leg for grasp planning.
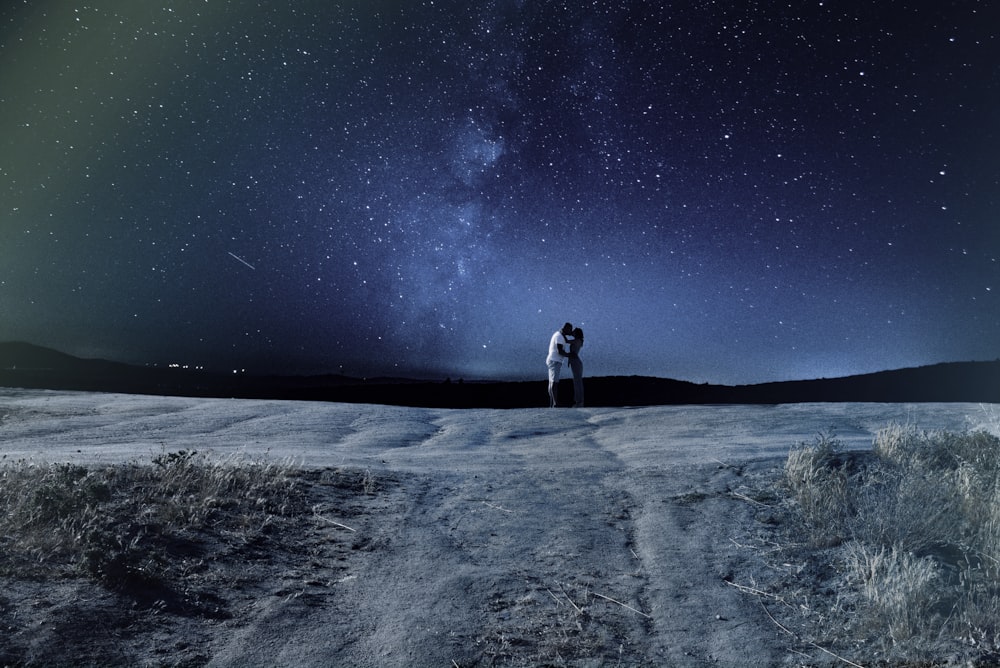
[571,360,584,407]
[547,360,561,407]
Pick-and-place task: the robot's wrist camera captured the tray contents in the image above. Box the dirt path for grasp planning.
[207,418,787,666]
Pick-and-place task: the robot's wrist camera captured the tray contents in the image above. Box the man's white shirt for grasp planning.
[546,330,567,365]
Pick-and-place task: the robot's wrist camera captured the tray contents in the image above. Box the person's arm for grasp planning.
[557,336,569,357]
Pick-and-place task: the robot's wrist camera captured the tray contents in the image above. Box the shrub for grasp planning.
[782,426,1000,662]
[784,434,850,545]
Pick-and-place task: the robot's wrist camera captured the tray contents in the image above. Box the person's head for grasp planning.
[561,322,573,336]
[572,327,583,340]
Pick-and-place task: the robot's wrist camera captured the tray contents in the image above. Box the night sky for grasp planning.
[2,1,998,384]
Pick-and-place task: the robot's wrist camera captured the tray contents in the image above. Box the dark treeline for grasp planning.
[1,342,998,407]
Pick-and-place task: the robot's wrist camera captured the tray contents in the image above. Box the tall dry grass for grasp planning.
[785,424,1000,662]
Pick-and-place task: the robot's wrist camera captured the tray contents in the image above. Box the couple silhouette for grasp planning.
[545,323,584,407]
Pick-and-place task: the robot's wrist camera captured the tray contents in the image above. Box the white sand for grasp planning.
[1,388,989,468]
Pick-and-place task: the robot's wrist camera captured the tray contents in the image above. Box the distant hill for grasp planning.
[0,342,998,407]
[0,341,98,371]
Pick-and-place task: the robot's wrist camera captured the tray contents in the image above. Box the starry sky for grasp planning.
[1,1,998,384]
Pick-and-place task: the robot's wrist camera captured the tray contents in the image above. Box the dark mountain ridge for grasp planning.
[1,342,997,408]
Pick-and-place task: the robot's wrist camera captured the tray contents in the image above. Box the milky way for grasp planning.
[1,1,998,383]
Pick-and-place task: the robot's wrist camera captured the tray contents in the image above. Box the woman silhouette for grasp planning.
[568,327,584,407]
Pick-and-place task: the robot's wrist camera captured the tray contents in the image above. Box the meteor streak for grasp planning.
[227,252,256,270]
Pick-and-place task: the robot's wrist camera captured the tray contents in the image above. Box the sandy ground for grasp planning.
[1,389,995,666]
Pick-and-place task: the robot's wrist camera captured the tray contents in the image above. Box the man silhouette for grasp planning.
[545,323,573,407]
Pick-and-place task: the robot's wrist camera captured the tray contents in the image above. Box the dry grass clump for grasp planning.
[844,543,943,645]
[784,435,850,544]
[0,450,304,608]
[784,426,1000,663]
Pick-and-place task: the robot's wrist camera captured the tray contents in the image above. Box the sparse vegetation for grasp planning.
[779,425,1000,664]
[0,451,306,607]
[0,452,381,665]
